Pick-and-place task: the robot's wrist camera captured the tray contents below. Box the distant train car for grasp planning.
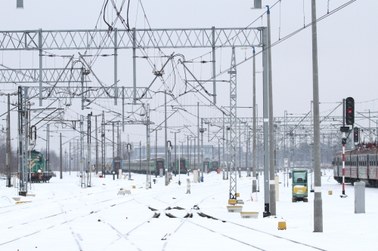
[172,158,188,175]
[29,150,53,183]
[122,159,155,174]
[210,160,219,172]
[203,159,219,173]
[121,157,188,176]
[333,144,378,187]
[155,158,165,176]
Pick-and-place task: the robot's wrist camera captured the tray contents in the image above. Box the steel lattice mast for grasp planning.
[228,47,238,200]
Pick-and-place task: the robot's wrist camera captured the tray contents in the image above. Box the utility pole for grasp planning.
[69,141,72,175]
[87,113,92,187]
[46,124,50,175]
[262,24,270,217]
[127,143,132,180]
[252,46,257,193]
[174,131,177,176]
[311,0,323,233]
[101,111,106,176]
[60,133,63,179]
[197,102,200,180]
[95,115,99,174]
[80,115,85,187]
[200,118,205,181]
[6,94,12,187]
[18,86,28,196]
[155,127,159,174]
[145,104,151,189]
[112,122,115,161]
[164,91,169,185]
[267,5,276,217]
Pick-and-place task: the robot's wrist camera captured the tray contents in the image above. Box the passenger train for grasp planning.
[118,158,189,176]
[115,157,220,176]
[333,143,378,187]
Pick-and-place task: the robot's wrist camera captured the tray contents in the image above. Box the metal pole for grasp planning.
[114,28,118,105]
[80,115,85,186]
[112,122,115,162]
[60,133,63,179]
[101,111,106,176]
[132,28,137,104]
[174,131,177,175]
[262,26,270,217]
[164,91,168,185]
[212,26,217,104]
[95,115,99,174]
[311,0,323,232]
[197,102,200,178]
[87,113,92,187]
[146,104,151,188]
[38,29,43,106]
[6,94,11,187]
[341,99,347,197]
[187,135,190,170]
[139,141,142,171]
[252,47,257,193]
[127,143,132,180]
[69,141,72,175]
[46,124,50,175]
[246,128,250,177]
[155,128,158,172]
[200,118,204,181]
[267,6,276,216]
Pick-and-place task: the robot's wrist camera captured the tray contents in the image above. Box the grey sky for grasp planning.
[0,0,377,148]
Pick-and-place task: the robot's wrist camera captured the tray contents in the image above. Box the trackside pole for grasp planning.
[340,97,354,198]
[341,136,347,198]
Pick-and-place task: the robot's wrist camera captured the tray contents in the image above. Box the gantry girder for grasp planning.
[0,27,262,105]
[24,86,151,100]
[0,67,88,83]
[0,27,262,50]
[202,115,345,147]
[203,116,345,128]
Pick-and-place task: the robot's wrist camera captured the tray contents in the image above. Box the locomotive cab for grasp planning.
[292,169,308,202]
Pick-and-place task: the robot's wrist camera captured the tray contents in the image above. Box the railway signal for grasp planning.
[353,127,359,143]
[345,97,355,125]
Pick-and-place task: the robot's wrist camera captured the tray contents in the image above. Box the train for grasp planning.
[203,159,220,173]
[116,157,220,176]
[333,143,378,187]
[28,150,53,183]
[118,157,189,176]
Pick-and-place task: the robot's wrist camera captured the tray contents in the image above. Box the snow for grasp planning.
[1,170,377,251]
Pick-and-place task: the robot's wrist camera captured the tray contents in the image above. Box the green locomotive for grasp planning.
[29,150,53,183]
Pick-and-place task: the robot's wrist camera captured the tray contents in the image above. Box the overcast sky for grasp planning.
[1,0,377,148]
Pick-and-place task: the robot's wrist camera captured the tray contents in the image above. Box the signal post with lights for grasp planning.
[340,97,355,198]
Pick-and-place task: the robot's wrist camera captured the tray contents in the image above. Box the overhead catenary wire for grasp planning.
[209,0,358,84]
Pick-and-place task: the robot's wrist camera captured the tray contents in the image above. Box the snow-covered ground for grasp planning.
[0,170,376,251]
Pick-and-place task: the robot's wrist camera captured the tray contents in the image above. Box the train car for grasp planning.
[28,150,53,183]
[202,159,219,173]
[210,160,220,172]
[121,159,156,174]
[333,143,378,187]
[121,157,188,176]
[172,158,188,175]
